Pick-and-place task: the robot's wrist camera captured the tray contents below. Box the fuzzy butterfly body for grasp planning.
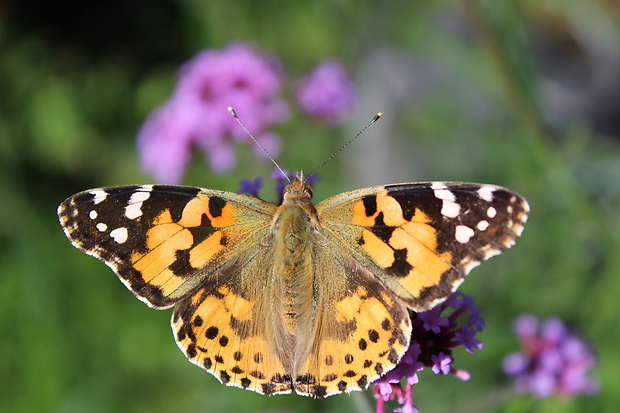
[58,173,528,397]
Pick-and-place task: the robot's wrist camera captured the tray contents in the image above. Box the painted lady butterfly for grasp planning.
[58,172,528,397]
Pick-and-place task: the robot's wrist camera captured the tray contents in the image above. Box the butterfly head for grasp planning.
[281,171,313,205]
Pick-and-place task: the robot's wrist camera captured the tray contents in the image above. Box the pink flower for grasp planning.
[137,43,288,184]
[503,315,599,398]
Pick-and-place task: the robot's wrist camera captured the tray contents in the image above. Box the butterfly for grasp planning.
[58,172,528,397]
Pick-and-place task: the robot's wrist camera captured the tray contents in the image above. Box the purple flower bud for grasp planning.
[503,353,528,375]
[455,326,483,354]
[294,61,357,124]
[514,313,538,337]
[431,352,452,375]
[238,177,263,197]
[418,307,449,333]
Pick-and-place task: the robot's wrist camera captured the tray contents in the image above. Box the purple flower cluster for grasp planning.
[294,61,358,124]
[137,43,357,184]
[372,292,484,413]
[138,44,288,183]
[138,43,287,184]
[503,315,599,398]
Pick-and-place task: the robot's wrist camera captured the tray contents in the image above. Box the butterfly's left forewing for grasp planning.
[316,182,529,312]
[58,185,277,308]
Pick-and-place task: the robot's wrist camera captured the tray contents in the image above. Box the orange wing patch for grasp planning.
[294,285,411,396]
[351,191,454,304]
[173,284,293,396]
[128,194,235,302]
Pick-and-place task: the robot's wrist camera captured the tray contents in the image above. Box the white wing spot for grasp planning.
[125,203,143,220]
[132,190,152,203]
[96,222,107,232]
[89,210,98,219]
[110,227,129,244]
[487,206,497,218]
[483,249,501,260]
[514,224,525,237]
[477,186,495,202]
[476,220,489,231]
[455,225,475,244]
[125,190,152,220]
[91,190,108,205]
[441,201,461,218]
[140,184,154,192]
[431,183,456,201]
[432,183,460,218]
[462,260,481,274]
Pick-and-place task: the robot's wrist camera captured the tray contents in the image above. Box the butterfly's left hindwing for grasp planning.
[58,185,276,308]
[317,182,529,312]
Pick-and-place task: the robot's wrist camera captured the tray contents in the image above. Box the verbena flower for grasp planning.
[238,177,263,198]
[138,43,288,184]
[137,42,359,184]
[372,292,483,413]
[294,60,358,124]
[503,315,599,398]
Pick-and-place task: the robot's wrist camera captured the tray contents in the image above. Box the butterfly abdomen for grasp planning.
[266,201,319,374]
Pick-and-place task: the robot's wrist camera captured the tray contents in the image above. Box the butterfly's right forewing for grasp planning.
[316,182,529,312]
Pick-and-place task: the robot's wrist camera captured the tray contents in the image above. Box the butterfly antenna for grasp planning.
[228,107,291,184]
[307,113,382,180]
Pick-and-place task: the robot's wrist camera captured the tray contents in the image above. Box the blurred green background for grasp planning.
[2,0,619,412]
